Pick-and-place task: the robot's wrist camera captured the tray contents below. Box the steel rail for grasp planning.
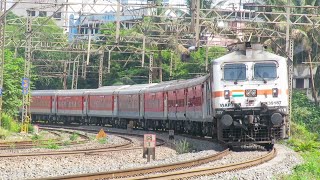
[0,130,62,149]
[34,149,230,180]
[0,126,164,158]
[129,148,277,180]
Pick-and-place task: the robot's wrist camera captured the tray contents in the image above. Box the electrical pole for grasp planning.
[285,0,293,138]
[98,51,104,87]
[0,0,6,127]
[149,53,153,84]
[21,10,33,133]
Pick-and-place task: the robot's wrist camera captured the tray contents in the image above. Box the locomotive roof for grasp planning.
[212,44,286,64]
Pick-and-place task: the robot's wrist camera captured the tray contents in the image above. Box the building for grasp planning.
[10,0,67,29]
[293,64,318,89]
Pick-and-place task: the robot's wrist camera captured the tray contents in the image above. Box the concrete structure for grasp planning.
[11,0,67,28]
[293,64,318,89]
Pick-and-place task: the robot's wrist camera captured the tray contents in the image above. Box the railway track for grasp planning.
[0,126,165,158]
[0,130,62,149]
[35,149,230,180]
[35,148,275,180]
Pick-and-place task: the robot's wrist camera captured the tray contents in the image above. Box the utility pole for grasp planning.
[107,50,111,73]
[21,10,33,133]
[115,0,121,44]
[149,53,153,84]
[0,0,6,127]
[63,61,67,89]
[285,0,293,138]
[98,51,104,87]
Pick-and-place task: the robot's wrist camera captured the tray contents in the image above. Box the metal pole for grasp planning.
[142,35,145,67]
[107,50,111,73]
[170,52,173,77]
[21,9,32,133]
[86,28,91,65]
[63,61,67,89]
[195,0,200,47]
[0,0,6,127]
[285,0,293,138]
[116,0,121,44]
[98,51,105,87]
[149,54,153,84]
[205,40,209,72]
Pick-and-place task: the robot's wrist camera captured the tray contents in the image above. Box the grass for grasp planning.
[281,123,320,180]
[69,133,79,142]
[0,128,10,139]
[98,138,108,144]
[174,138,193,154]
[44,140,60,149]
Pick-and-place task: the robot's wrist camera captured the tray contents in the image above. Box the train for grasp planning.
[29,43,290,150]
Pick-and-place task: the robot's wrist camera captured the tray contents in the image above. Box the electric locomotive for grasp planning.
[211,43,289,150]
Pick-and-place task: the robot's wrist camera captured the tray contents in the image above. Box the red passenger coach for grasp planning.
[144,92,164,118]
[186,85,203,120]
[30,96,52,113]
[88,95,113,111]
[56,90,87,117]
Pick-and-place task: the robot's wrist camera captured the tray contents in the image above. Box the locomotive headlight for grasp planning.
[272,88,278,98]
[224,90,230,99]
[271,113,283,125]
[245,89,257,97]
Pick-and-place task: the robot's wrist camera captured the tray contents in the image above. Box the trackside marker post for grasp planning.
[143,134,156,162]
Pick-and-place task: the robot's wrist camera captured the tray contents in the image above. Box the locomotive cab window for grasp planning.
[223,64,246,81]
[254,62,277,80]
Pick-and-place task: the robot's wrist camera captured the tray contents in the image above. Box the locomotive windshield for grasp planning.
[223,64,246,81]
[254,63,277,81]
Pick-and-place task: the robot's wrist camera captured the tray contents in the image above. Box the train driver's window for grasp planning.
[254,62,277,80]
[223,64,246,81]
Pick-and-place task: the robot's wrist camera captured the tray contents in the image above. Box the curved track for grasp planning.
[0,130,62,149]
[0,126,165,158]
[35,148,275,180]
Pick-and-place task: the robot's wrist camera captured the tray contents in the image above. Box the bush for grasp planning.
[0,128,10,139]
[1,113,20,132]
[175,139,193,154]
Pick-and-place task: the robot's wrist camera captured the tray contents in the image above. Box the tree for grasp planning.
[2,50,25,116]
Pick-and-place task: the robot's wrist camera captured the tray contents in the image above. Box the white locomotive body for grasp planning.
[211,43,289,149]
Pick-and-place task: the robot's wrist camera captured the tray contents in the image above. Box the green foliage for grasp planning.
[31,134,42,141]
[0,128,10,139]
[284,91,320,179]
[1,113,20,132]
[69,133,79,141]
[2,50,25,116]
[62,140,71,146]
[283,151,320,180]
[174,139,193,154]
[98,138,108,144]
[44,140,59,149]
[292,91,320,134]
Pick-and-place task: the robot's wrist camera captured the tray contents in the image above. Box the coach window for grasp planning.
[254,62,277,80]
[223,64,246,81]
